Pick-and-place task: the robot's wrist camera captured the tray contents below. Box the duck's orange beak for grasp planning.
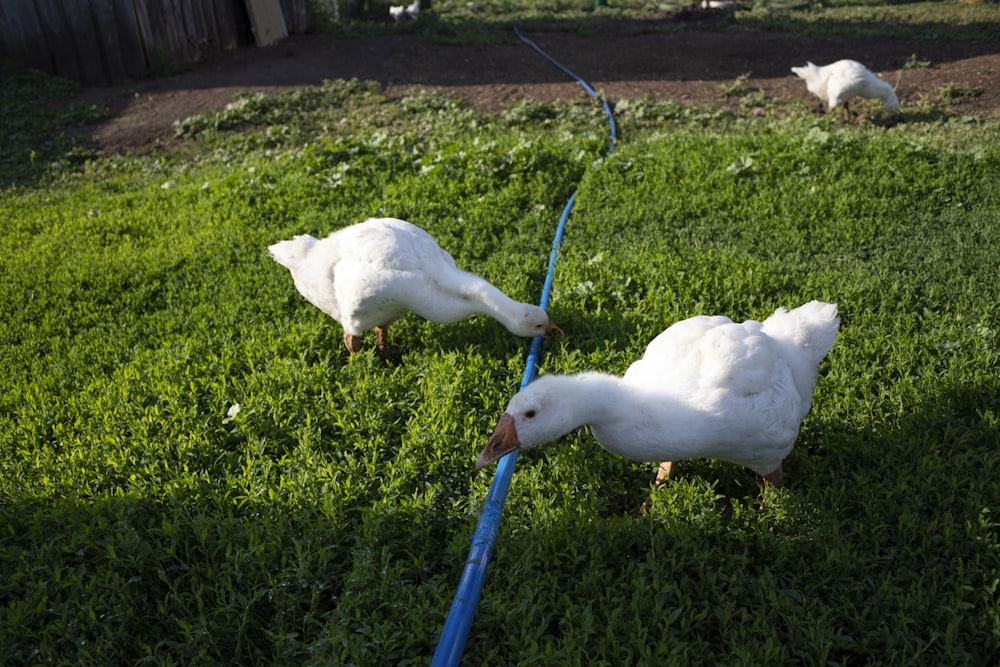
[543,320,564,338]
[476,413,521,469]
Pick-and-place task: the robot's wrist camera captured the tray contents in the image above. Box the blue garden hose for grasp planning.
[512,27,617,152]
[430,28,617,667]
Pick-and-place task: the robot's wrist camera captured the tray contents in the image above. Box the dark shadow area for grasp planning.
[457,376,1000,660]
[2,352,997,662]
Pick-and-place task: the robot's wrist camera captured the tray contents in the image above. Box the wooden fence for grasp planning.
[0,0,309,86]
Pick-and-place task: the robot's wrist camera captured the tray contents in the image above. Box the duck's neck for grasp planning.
[552,373,711,463]
[873,77,896,102]
[462,275,534,329]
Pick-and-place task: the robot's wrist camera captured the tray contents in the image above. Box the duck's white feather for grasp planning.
[482,301,839,477]
[389,0,419,21]
[269,217,554,340]
[791,60,899,115]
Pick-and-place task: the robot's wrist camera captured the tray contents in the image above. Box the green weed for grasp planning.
[0,67,105,186]
[903,52,932,70]
[2,15,1000,664]
[934,81,984,101]
[742,0,1000,43]
[719,72,752,98]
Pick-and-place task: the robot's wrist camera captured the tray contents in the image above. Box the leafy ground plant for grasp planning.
[2,41,1000,667]
[0,66,105,186]
[741,0,1000,44]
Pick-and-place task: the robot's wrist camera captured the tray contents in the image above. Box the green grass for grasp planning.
[325,0,1000,47]
[0,66,105,186]
[3,9,1000,664]
[741,1,1000,44]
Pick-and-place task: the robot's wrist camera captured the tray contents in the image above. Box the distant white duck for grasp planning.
[389,0,419,21]
[701,0,741,10]
[477,301,840,489]
[269,218,562,361]
[791,59,900,121]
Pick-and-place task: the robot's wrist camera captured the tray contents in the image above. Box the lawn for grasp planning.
[2,3,999,665]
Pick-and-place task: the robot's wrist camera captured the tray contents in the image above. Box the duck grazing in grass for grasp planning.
[389,0,419,21]
[477,301,840,491]
[269,217,562,361]
[791,60,900,121]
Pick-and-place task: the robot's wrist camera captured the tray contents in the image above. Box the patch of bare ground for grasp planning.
[78,16,1000,153]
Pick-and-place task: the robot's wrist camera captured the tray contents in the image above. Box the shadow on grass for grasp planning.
[455,376,1000,662]
[0,65,105,187]
[2,371,997,662]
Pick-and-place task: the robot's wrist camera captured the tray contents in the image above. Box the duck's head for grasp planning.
[475,376,581,469]
[883,93,900,116]
[508,305,563,339]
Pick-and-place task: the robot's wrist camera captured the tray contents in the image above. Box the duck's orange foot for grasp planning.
[631,461,678,518]
[763,465,784,489]
[654,460,676,488]
[375,325,391,364]
[343,333,363,354]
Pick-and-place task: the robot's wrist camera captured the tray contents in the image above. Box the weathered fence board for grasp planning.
[281,0,308,34]
[246,0,288,47]
[63,0,111,85]
[37,0,88,82]
[0,0,310,86]
[109,0,147,79]
[0,3,48,72]
[212,1,248,52]
[90,0,129,84]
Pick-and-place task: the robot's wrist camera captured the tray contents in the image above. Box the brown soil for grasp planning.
[80,16,1000,154]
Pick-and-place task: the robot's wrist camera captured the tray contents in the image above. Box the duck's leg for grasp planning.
[375,325,391,363]
[654,461,677,488]
[632,461,677,518]
[842,102,851,122]
[343,332,363,354]
[762,465,784,488]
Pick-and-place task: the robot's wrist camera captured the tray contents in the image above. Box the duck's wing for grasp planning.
[694,321,781,395]
[623,315,734,390]
[625,316,794,398]
[363,219,515,324]
[326,222,420,329]
[624,316,803,473]
[824,61,871,106]
[333,218,472,329]
[352,218,458,274]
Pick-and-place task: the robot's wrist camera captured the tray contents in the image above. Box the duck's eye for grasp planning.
[525,410,537,419]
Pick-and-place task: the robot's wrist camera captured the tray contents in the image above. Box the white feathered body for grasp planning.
[269,217,551,338]
[791,60,899,114]
[492,301,840,476]
[389,0,419,21]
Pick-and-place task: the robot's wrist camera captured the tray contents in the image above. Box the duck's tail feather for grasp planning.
[762,301,840,415]
[763,301,840,364]
[268,234,317,269]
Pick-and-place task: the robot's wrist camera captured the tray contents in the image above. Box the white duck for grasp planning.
[389,0,419,21]
[269,217,562,361]
[791,60,899,121]
[477,301,839,489]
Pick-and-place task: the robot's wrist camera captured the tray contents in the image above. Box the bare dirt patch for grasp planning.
[79,16,1000,154]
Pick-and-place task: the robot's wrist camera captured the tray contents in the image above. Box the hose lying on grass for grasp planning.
[430,27,618,667]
